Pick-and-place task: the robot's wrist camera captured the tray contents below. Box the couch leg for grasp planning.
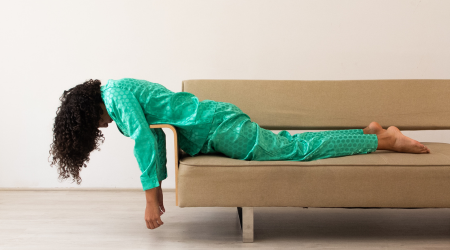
[237,207,242,229]
[238,207,253,243]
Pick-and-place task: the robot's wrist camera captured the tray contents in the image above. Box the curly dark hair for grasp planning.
[49,79,105,185]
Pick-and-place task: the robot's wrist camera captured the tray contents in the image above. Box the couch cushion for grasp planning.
[177,142,450,207]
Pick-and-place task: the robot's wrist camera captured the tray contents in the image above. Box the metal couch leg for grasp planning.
[237,207,254,243]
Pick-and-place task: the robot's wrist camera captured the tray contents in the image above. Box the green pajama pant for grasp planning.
[199,102,378,161]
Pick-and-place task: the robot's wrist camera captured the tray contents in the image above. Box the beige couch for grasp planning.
[150,79,450,243]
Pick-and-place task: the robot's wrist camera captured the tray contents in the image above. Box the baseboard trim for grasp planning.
[0,187,176,192]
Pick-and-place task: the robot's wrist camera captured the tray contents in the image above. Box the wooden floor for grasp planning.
[1,190,449,249]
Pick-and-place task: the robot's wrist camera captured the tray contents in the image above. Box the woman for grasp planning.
[49,78,430,230]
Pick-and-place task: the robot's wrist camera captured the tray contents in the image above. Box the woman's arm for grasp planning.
[102,87,162,190]
[102,87,165,229]
[152,128,168,184]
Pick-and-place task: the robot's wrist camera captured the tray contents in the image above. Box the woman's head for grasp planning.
[49,79,107,185]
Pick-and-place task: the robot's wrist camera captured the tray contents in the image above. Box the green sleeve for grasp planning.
[104,88,161,191]
[152,128,168,182]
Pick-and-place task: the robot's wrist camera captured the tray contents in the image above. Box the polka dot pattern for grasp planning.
[200,102,378,161]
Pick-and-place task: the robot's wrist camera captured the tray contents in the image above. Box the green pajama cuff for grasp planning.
[141,177,160,191]
[367,134,378,153]
[158,172,168,182]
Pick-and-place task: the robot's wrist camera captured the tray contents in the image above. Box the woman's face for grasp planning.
[99,103,113,128]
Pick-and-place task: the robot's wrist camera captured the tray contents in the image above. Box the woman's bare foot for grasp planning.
[377,126,430,154]
[363,121,386,135]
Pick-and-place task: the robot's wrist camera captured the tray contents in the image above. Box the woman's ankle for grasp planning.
[376,130,394,150]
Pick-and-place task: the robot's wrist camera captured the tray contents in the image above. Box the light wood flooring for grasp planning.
[1,190,449,249]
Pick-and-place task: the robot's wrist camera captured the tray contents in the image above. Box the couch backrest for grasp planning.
[182,79,450,130]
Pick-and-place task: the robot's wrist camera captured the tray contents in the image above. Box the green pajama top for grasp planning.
[100,78,217,191]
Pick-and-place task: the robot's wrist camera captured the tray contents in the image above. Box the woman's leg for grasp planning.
[208,117,430,161]
[201,102,430,161]
[249,126,379,161]
[206,113,378,161]
[280,120,384,141]
[279,129,379,161]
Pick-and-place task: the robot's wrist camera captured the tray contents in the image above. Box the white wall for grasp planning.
[0,0,449,190]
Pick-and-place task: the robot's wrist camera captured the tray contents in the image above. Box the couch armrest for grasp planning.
[149,124,180,206]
